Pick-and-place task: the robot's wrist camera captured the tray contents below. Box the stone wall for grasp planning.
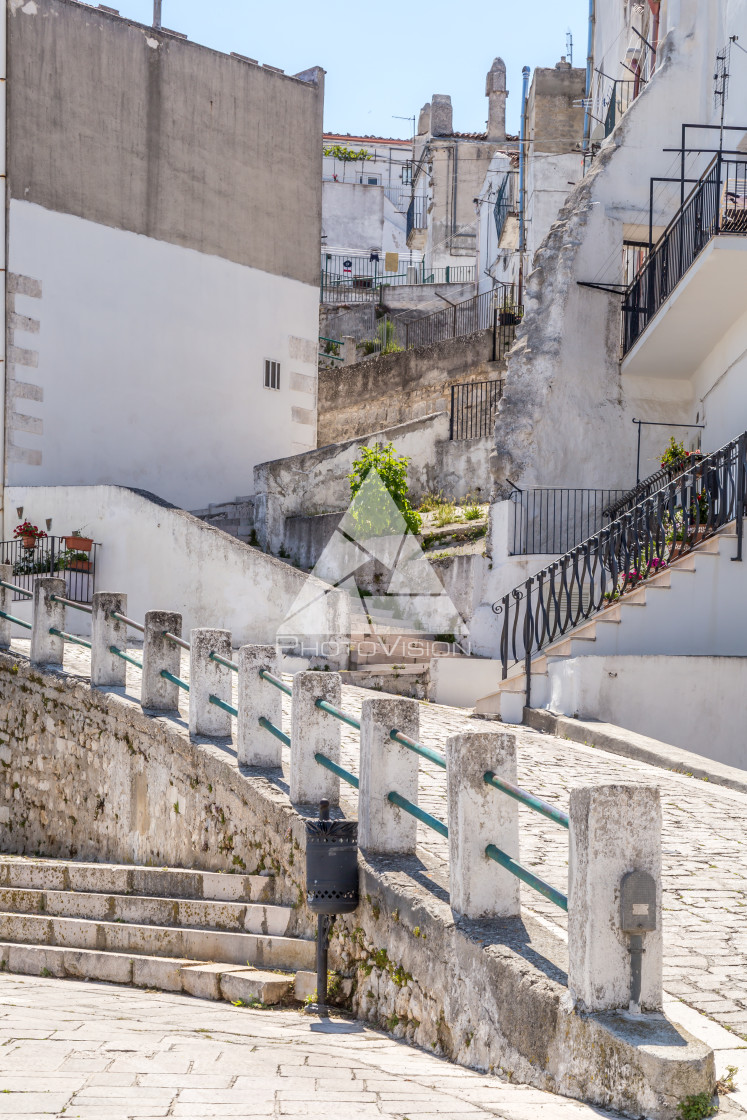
[0,652,713,1118]
[317,328,501,445]
[254,412,493,555]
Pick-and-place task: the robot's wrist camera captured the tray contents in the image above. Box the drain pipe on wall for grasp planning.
[583,0,595,163]
[518,65,530,305]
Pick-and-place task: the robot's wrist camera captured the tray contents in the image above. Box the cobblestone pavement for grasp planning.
[0,972,612,1119]
[10,639,747,1040]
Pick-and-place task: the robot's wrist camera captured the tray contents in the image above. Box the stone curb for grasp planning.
[524,708,747,796]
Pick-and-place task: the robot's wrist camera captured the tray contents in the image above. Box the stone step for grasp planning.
[0,858,275,903]
[0,941,296,1005]
[0,911,315,970]
[0,887,292,936]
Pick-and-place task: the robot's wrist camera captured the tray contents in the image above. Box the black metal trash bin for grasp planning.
[305,802,359,1010]
[306,819,359,915]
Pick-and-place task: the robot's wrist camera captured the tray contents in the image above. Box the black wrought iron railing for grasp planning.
[510,488,628,556]
[405,285,521,352]
[493,172,514,241]
[406,195,427,239]
[0,536,98,603]
[493,433,746,682]
[450,379,504,441]
[622,155,747,354]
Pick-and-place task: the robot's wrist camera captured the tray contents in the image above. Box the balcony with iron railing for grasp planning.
[622,152,747,376]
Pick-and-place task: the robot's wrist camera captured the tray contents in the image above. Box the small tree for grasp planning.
[347,443,422,537]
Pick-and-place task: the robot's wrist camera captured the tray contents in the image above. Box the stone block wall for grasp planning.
[317,328,501,445]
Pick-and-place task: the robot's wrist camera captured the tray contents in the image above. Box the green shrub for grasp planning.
[463,503,484,521]
[677,1093,717,1120]
[433,501,461,527]
[348,442,422,536]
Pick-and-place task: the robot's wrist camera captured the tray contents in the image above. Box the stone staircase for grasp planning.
[476,523,742,723]
[0,857,317,1004]
[190,496,255,545]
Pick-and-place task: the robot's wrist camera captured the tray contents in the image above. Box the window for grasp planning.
[264,359,280,390]
[359,173,380,186]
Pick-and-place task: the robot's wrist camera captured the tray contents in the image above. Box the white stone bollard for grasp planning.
[30,577,66,666]
[142,610,183,710]
[91,593,128,687]
[568,783,663,1012]
[189,628,233,739]
[0,564,14,650]
[359,696,419,855]
[342,335,356,365]
[237,644,283,767]
[445,730,520,919]
[290,671,342,805]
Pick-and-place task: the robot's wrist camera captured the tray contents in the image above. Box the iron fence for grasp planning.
[493,172,514,241]
[509,488,628,556]
[406,195,427,239]
[493,433,746,682]
[622,155,747,354]
[0,536,98,602]
[450,379,504,441]
[320,254,475,303]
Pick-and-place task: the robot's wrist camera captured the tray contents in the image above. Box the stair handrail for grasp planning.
[493,430,747,682]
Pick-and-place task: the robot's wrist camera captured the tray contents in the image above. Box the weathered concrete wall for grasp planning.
[254,412,493,555]
[7,0,323,285]
[4,484,348,646]
[0,653,713,1118]
[318,329,500,444]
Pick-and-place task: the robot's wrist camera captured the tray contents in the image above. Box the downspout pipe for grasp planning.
[0,0,7,534]
[647,0,660,74]
[518,66,530,253]
[583,0,595,159]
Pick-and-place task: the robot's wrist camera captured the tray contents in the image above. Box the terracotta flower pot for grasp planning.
[21,534,37,550]
[64,536,93,552]
[67,559,91,573]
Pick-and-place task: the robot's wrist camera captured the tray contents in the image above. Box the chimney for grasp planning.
[486,57,507,141]
[430,94,453,137]
[417,102,431,136]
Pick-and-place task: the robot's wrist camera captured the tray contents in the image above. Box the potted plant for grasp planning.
[498,300,519,326]
[64,528,93,552]
[14,520,47,551]
[660,437,703,476]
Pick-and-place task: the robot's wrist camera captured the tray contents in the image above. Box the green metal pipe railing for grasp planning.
[49,627,92,650]
[484,771,569,830]
[0,610,31,630]
[111,612,145,634]
[387,791,448,839]
[160,669,189,692]
[389,728,446,770]
[315,698,361,730]
[258,715,290,747]
[0,580,32,599]
[314,752,359,789]
[51,596,92,615]
[209,652,238,672]
[209,694,238,717]
[259,668,292,697]
[485,843,568,911]
[164,631,190,651]
[109,646,143,670]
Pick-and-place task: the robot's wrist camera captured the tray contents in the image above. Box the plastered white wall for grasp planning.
[4,485,348,647]
[321,182,407,255]
[547,654,747,770]
[6,201,319,510]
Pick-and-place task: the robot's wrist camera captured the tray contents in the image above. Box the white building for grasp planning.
[456,0,747,767]
[3,0,324,513]
[321,134,416,293]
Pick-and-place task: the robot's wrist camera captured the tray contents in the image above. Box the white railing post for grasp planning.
[445,730,520,919]
[189,628,232,738]
[290,671,341,806]
[30,576,66,666]
[0,564,14,649]
[237,644,282,766]
[142,610,182,710]
[91,593,127,687]
[568,783,663,1012]
[359,696,419,855]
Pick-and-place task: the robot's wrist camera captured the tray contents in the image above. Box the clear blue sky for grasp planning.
[114,1,589,138]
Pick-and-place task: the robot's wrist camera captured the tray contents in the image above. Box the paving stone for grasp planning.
[179,961,247,1001]
[220,968,294,1005]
